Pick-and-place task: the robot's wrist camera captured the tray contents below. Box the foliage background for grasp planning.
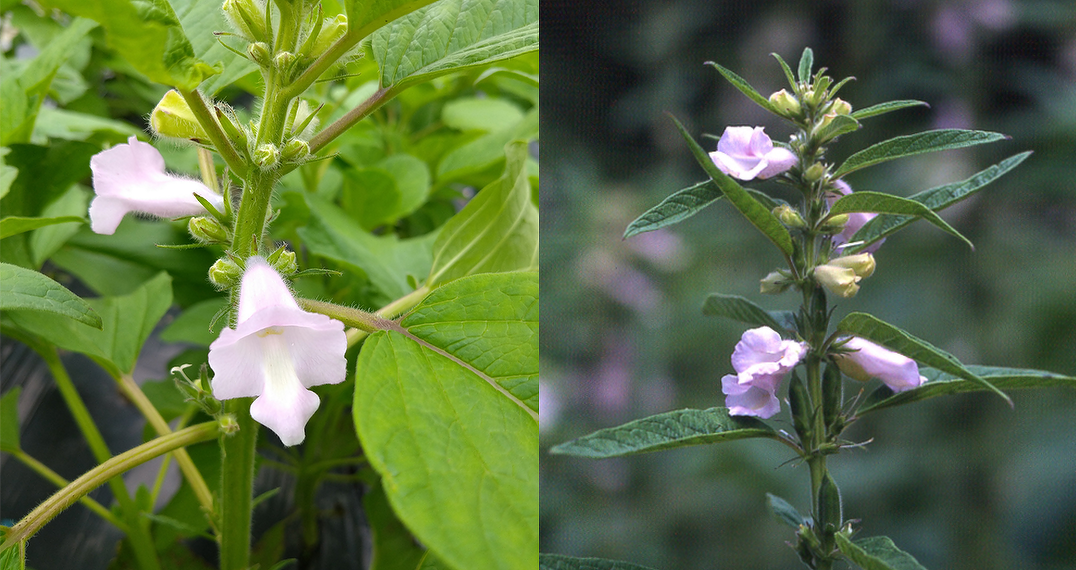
[539,1,1076,569]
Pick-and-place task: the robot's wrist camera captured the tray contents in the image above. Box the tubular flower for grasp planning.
[208,257,347,446]
[813,262,861,298]
[721,326,807,418]
[709,126,797,181]
[89,136,225,235]
[825,180,884,253]
[833,337,926,392]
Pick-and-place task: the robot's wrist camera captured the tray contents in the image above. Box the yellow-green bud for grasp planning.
[150,90,209,143]
[266,245,298,275]
[804,162,826,183]
[281,139,310,163]
[760,270,792,295]
[813,263,860,298]
[253,143,279,170]
[222,0,269,43]
[311,15,347,59]
[773,204,806,230]
[768,89,801,117]
[830,98,852,115]
[274,51,295,73]
[188,216,229,244]
[209,258,242,289]
[827,252,875,278]
[819,213,850,235]
[248,42,272,68]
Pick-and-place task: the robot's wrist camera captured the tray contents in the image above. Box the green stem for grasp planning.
[9,449,127,531]
[178,88,247,177]
[307,86,394,154]
[297,298,393,333]
[342,285,430,348]
[282,31,362,100]
[218,402,258,570]
[0,422,219,552]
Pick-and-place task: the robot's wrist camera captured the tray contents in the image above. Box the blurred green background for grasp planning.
[538,1,1076,569]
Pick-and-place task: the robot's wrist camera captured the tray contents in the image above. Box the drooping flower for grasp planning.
[721,327,807,418]
[813,262,862,298]
[833,337,926,392]
[709,126,797,181]
[825,180,884,253]
[208,257,347,446]
[89,136,225,235]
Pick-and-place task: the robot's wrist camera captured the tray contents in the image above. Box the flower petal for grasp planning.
[757,147,797,179]
[835,337,925,392]
[236,257,301,323]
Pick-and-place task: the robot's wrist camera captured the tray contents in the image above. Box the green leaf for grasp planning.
[159,297,227,346]
[669,114,793,256]
[442,97,525,132]
[814,114,860,142]
[36,0,217,90]
[701,294,788,333]
[833,129,1008,179]
[0,148,17,199]
[353,272,538,570]
[169,0,258,96]
[705,61,778,115]
[436,108,537,182]
[345,0,440,48]
[0,262,101,328]
[31,106,142,144]
[835,534,927,570]
[364,479,426,570]
[549,407,782,459]
[835,312,1011,406]
[5,272,173,375]
[766,493,807,529]
[857,365,1076,415]
[427,141,538,287]
[828,191,971,249]
[623,181,722,238]
[851,100,929,121]
[539,554,660,570]
[0,216,84,240]
[1,387,22,452]
[848,152,1031,253]
[797,47,813,83]
[770,53,796,90]
[370,0,538,90]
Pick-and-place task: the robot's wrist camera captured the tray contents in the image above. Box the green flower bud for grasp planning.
[209,258,243,289]
[822,362,843,431]
[274,51,295,73]
[281,138,310,163]
[830,98,852,115]
[769,88,801,118]
[760,270,792,295]
[818,472,843,535]
[219,413,240,435]
[248,41,272,68]
[787,372,811,443]
[827,252,876,278]
[253,143,279,170]
[818,213,849,235]
[222,0,269,43]
[804,162,826,183]
[188,216,230,244]
[266,245,298,275]
[773,204,806,230]
[150,90,209,143]
[813,263,860,298]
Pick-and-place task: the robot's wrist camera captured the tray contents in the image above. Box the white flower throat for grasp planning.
[257,328,301,398]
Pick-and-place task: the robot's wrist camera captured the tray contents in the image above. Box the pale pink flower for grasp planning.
[709,126,797,181]
[89,136,225,235]
[825,181,884,253]
[833,337,926,393]
[722,327,806,418]
[208,257,347,446]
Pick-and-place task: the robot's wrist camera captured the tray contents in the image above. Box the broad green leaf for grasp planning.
[436,108,537,182]
[706,61,778,115]
[669,115,793,256]
[550,407,782,459]
[833,129,1008,179]
[31,107,142,144]
[379,154,431,218]
[1,387,21,452]
[836,312,1011,405]
[540,554,660,570]
[851,100,929,121]
[766,493,807,529]
[828,191,971,248]
[623,181,722,238]
[345,0,440,47]
[370,0,538,90]
[0,148,17,199]
[37,0,217,90]
[857,365,1076,415]
[0,216,84,240]
[0,263,101,328]
[159,297,227,346]
[797,47,813,83]
[701,293,788,333]
[365,479,426,570]
[835,534,927,570]
[4,272,173,375]
[427,141,538,287]
[341,167,402,230]
[353,273,538,570]
[298,194,435,302]
[848,152,1031,253]
[442,97,525,132]
[169,0,258,96]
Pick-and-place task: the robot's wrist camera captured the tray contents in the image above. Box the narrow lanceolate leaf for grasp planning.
[353,272,537,570]
[701,294,788,333]
[828,191,971,248]
[797,47,814,83]
[0,216,84,239]
[835,534,928,570]
[0,263,101,328]
[540,554,660,570]
[857,365,1076,415]
[624,181,723,238]
[669,115,793,256]
[836,312,1011,406]
[848,152,1031,253]
[550,408,782,459]
[371,0,538,90]
[766,493,808,529]
[705,62,778,115]
[771,53,797,90]
[814,114,860,143]
[833,129,1008,179]
[851,100,929,121]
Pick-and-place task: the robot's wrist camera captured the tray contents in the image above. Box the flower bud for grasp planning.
[818,213,849,235]
[830,98,852,115]
[209,257,243,289]
[150,90,209,143]
[768,89,801,117]
[804,162,826,183]
[281,138,310,163]
[248,42,272,68]
[253,143,279,170]
[760,270,792,295]
[827,252,875,278]
[773,204,806,230]
[274,51,295,74]
[188,216,230,244]
[223,0,269,43]
[813,263,860,298]
[266,245,298,275]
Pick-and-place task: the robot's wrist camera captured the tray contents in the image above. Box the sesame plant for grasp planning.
[0,0,537,568]
[541,48,1074,570]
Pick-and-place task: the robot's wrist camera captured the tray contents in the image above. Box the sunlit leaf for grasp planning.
[0,262,101,328]
[833,129,1008,179]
